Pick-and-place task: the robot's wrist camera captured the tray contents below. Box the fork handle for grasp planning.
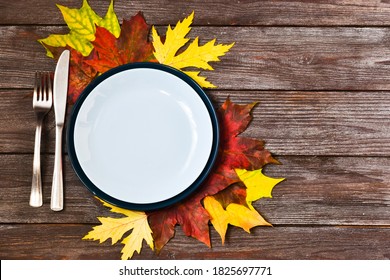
[30,123,43,207]
[51,125,64,211]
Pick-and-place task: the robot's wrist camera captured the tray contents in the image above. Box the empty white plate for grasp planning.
[67,63,219,210]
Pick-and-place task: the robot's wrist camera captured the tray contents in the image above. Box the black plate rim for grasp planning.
[67,62,220,211]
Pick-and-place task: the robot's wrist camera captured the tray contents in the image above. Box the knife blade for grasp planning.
[51,49,70,211]
[53,50,70,126]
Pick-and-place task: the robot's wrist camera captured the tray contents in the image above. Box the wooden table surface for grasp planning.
[1,0,389,260]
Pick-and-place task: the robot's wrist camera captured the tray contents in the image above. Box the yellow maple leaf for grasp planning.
[204,168,284,244]
[204,196,270,244]
[152,12,234,88]
[236,168,285,209]
[83,198,154,260]
[39,0,120,57]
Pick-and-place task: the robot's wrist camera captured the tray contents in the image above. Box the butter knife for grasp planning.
[51,49,70,211]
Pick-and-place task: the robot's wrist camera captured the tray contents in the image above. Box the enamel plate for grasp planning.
[67,63,219,210]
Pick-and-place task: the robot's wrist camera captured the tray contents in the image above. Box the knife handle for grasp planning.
[51,125,64,211]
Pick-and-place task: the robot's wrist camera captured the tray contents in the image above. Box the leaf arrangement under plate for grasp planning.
[39,0,285,259]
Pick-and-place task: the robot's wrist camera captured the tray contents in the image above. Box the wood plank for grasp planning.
[3,0,390,26]
[0,26,57,88]
[182,26,390,91]
[213,91,390,156]
[2,90,390,156]
[2,26,390,90]
[1,154,389,225]
[0,224,389,259]
[0,90,56,154]
[260,156,390,226]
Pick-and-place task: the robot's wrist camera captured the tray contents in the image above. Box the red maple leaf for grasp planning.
[86,12,157,73]
[148,98,279,252]
[67,50,99,104]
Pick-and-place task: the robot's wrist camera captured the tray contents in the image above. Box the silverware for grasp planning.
[51,50,70,211]
[30,72,53,207]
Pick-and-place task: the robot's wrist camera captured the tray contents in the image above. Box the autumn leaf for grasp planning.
[148,98,279,252]
[83,199,154,260]
[204,196,270,244]
[236,168,285,209]
[152,12,234,88]
[86,12,157,73]
[67,49,99,104]
[205,168,284,243]
[39,0,120,57]
[148,194,211,253]
[209,182,248,209]
[38,2,285,260]
[219,99,279,170]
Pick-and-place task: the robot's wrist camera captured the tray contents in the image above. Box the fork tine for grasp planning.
[47,72,53,103]
[42,72,48,101]
[38,72,43,101]
[33,72,39,102]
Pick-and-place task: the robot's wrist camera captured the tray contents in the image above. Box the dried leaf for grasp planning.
[148,194,211,253]
[83,199,154,260]
[204,196,270,244]
[219,99,279,170]
[210,183,248,209]
[152,12,234,88]
[205,168,284,243]
[86,12,157,73]
[39,0,120,57]
[236,168,285,208]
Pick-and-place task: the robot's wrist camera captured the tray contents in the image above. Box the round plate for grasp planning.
[67,63,219,211]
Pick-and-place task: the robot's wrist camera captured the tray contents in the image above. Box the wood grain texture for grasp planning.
[1,0,390,260]
[213,91,390,156]
[1,224,389,260]
[2,26,390,90]
[1,154,389,225]
[2,0,390,26]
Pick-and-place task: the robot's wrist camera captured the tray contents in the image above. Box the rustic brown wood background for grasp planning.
[1,0,389,260]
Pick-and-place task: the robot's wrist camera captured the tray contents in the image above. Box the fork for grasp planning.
[30,72,53,207]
